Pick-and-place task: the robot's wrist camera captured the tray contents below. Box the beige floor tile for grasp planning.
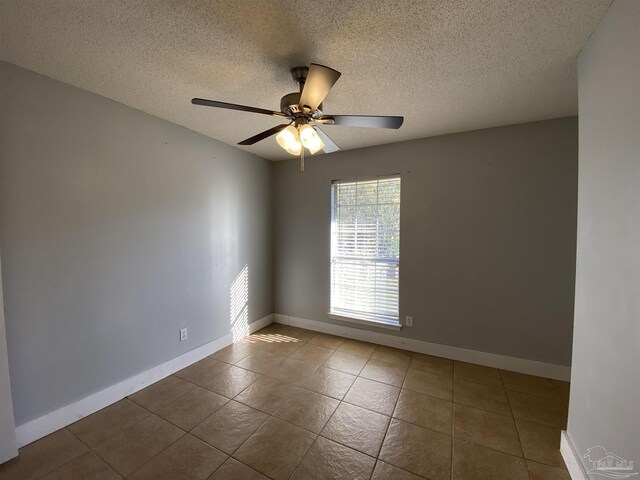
[403,368,453,401]
[324,351,368,375]
[371,461,424,480]
[360,358,408,387]
[254,323,290,335]
[379,419,452,480]
[233,417,316,480]
[516,419,565,467]
[0,429,88,480]
[291,436,375,480]
[454,362,502,387]
[191,401,267,454]
[210,343,253,364]
[200,365,262,398]
[128,434,226,480]
[507,391,568,428]
[371,460,423,480]
[371,346,413,367]
[308,332,346,350]
[393,389,452,434]
[234,351,286,375]
[453,404,522,456]
[279,326,318,342]
[250,338,305,357]
[290,343,335,365]
[551,380,570,404]
[67,399,149,448]
[500,371,558,399]
[175,357,231,387]
[301,367,357,399]
[337,339,376,358]
[129,375,198,412]
[207,458,269,480]
[321,402,390,456]
[410,354,454,377]
[154,386,228,431]
[93,415,184,477]
[262,357,319,384]
[527,460,570,480]
[235,376,305,413]
[344,377,400,416]
[273,389,340,433]
[40,452,120,480]
[454,378,512,416]
[452,440,529,480]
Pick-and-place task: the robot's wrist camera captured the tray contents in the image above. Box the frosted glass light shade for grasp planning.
[276,125,302,155]
[298,124,324,154]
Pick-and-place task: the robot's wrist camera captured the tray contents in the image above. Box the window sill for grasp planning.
[328,313,402,331]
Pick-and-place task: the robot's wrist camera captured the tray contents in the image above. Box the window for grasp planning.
[330,176,401,327]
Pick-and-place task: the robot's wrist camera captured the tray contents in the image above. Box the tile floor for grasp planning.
[0,324,571,479]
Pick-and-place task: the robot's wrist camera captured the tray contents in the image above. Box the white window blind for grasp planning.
[330,176,401,326]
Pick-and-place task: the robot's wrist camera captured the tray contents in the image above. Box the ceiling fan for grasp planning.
[191,63,404,171]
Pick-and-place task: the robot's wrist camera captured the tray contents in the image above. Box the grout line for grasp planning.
[315,403,379,461]
[368,355,409,480]
[65,403,160,477]
[32,326,568,480]
[288,432,322,479]
[233,328,569,474]
[63,427,127,479]
[106,397,192,477]
[499,366,534,480]
[227,413,272,458]
[27,431,91,480]
[213,456,270,478]
[123,430,188,478]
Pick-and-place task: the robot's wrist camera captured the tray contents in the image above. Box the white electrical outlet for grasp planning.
[405,316,413,327]
[180,328,188,342]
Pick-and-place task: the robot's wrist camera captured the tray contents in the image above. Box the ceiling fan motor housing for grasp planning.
[280,66,323,118]
[280,92,302,115]
[280,93,323,118]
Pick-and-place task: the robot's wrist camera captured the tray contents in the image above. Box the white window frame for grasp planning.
[329,175,402,330]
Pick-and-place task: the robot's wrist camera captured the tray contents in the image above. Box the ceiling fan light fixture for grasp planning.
[276,125,302,155]
[298,124,325,154]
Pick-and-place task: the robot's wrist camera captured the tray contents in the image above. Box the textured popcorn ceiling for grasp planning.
[0,1,611,160]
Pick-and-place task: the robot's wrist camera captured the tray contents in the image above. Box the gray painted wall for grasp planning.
[0,253,17,462]
[273,118,578,366]
[0,62,273,425]
[568,0,640,470]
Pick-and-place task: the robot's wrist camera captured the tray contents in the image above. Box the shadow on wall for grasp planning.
[230,265,249,341]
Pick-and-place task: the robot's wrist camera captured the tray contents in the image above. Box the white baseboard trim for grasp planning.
[15,314,273,448]
[561,430,589,480]
[274,313,571,381]
[248,313,275,333]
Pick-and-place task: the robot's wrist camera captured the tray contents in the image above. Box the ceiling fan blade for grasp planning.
[319,115,404,129]
[238,124,290,145]
[313,125,340,153]
[192,98,285,117]
[299,64,341,113]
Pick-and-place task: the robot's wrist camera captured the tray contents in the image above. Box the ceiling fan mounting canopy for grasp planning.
[190,62,404,157]
[290,66,309,87]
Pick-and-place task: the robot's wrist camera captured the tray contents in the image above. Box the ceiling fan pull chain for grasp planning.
[300,148,305,173]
